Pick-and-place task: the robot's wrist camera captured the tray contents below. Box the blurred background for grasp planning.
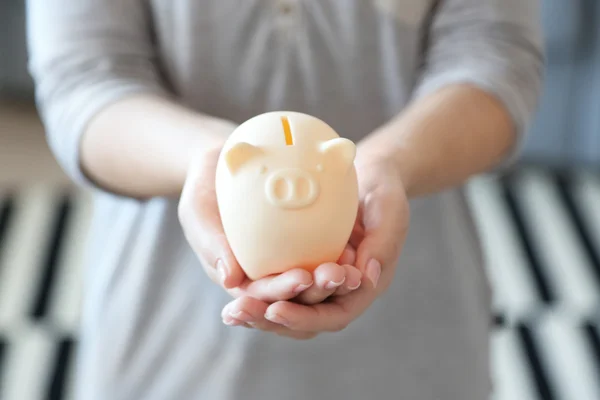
[1,1,600,399]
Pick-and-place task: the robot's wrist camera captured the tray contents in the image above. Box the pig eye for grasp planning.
[316,164,324,172]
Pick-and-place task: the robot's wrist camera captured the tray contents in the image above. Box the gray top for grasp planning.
[26,1,543,399]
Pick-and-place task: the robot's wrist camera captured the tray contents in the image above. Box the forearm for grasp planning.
[26,1,237,199]
[357,84,516,198]
[80,94,235,198]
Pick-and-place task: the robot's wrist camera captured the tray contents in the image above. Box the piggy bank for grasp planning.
[215,111,359,280]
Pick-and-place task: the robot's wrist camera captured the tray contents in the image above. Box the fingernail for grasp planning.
[293,283,312,293]
[265,312,290,326]
[325,277,346,290]
[222,316,237,326]
[366,259,381,288]
[216,259,227,284]
[347,280,362,290]
[230,311,253,322]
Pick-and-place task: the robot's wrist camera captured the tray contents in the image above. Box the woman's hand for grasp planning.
[178,144,364,304]
[220,155,410,338]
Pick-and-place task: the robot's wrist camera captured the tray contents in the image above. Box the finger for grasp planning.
[354,189,409,288]
[295,263,346,305]
[179,162,245,289]
[332,264,362,296]
[181,211,244,290]
[337,244,356,265]
[222,297,290,333]
[221,300,255,329]
[228,268,313,302]
[222,315,315,338]
[265,300,352,333]
[349,205,365,249]
[222,317,253,329]
[222,298,319,339]
[275,331,319,340]
[348,230,363,252]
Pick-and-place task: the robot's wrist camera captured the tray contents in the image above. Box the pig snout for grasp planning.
[265,168,320,209]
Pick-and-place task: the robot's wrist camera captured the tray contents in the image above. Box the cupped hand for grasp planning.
[220,155,410,338]
[178,142,364,304]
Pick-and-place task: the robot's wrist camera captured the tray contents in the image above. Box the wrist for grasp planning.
[355,129,417,197]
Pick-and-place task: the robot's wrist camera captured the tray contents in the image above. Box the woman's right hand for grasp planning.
[178,142,362,307]
[178,141,312,301]
[179,143,311,302]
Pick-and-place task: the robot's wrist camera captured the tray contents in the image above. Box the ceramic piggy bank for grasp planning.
[215,111,359,280]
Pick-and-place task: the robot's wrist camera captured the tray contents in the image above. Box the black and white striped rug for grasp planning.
[0,186,90,400]
[467,168,600,400]
[0,166,599,399]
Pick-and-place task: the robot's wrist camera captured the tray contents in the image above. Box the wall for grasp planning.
[0,1,33,99]
[525,0,600,167]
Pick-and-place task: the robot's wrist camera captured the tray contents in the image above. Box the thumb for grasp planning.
[207,229,246,289]
[181,204,246,289]
[178,169,246,289]
[354,189,409,288]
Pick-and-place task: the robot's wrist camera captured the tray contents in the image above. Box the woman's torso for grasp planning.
[76,2,493,399]
[150,0,431,139]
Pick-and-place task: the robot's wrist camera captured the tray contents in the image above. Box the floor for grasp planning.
[0,102,599,400]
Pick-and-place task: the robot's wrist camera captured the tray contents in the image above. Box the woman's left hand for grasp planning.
[220,155,410,339]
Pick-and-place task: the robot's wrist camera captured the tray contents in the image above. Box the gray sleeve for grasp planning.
[26,0,170,186]
[412,0,545,165]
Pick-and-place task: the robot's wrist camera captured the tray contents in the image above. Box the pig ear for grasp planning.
[319,138,356,173]
[224,142,263,174]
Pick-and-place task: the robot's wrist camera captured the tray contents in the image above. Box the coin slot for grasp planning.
[281,116,294,146]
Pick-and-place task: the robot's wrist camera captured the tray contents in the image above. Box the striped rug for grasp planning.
[0,167,599,400]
